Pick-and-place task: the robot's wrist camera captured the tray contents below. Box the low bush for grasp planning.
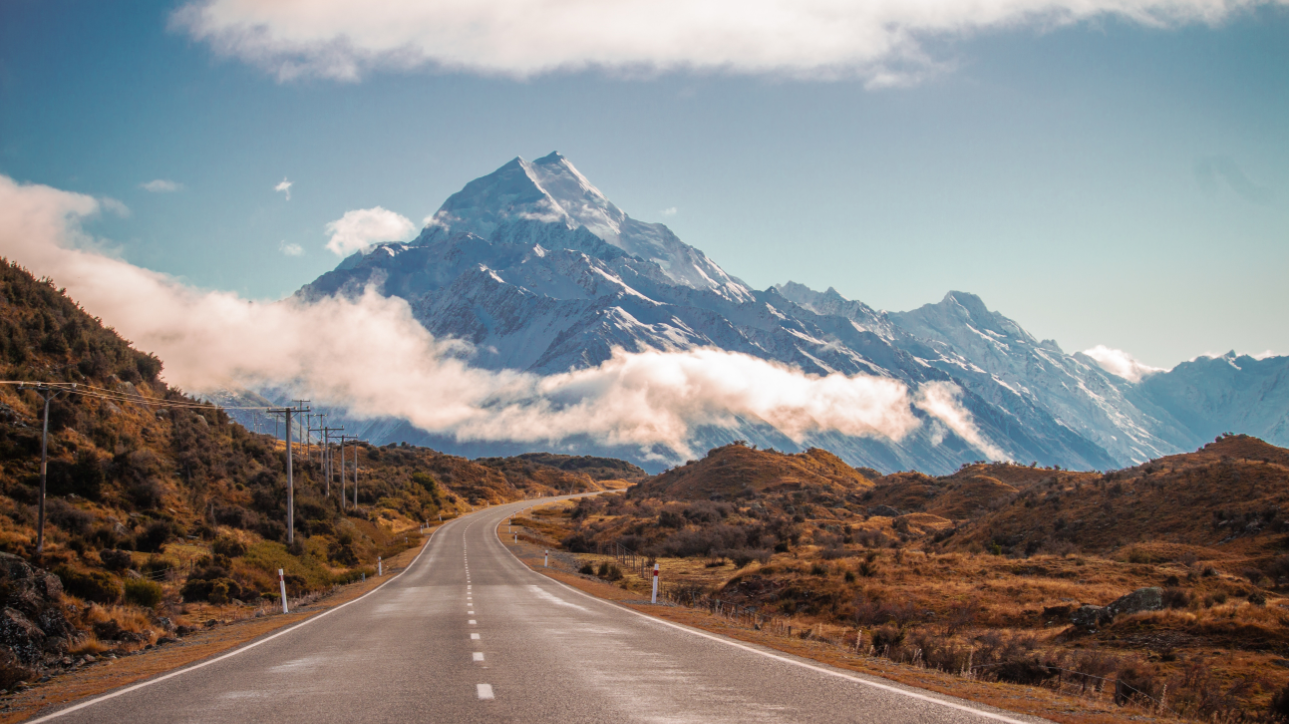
[98,548,133,571]
[55,566,123,604]
[123,578,164,608]
[211,536,247,558]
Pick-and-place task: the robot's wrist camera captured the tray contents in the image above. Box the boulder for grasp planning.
[1070,605,1110,630]
[0,553,77,663]
[1070,587,1164,631]
[1105,587,1163,618]
[0,608,46,665]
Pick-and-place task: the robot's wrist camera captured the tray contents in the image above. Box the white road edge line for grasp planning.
[477,683,495,700]
[27,512,460,723]
[492,500,1043,724]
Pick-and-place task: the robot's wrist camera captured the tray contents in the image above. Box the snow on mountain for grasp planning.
[277,153,1288,473]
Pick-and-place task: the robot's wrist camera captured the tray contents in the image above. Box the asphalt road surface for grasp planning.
[34,497,1050,723]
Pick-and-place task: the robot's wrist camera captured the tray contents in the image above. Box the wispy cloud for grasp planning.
[279,241,304,257]
[0,173,1001,461]
[659,207,678,217]
[141,179,183,193]
[274,177,292,201]
[172,0,1282,86]
[1081,345,1168,383]
[325,207,417,256]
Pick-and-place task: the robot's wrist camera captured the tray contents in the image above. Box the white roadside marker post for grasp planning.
[378,556,383,576]
[544,550,548,568]
[651,562,659,604]
[513,534,517,544]
[278,569,289,614]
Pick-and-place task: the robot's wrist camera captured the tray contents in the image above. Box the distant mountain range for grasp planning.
[227,152,1288,473]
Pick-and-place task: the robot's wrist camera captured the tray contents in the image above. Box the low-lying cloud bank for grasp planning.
[173,0,1283,85]
[0,174,1000,460]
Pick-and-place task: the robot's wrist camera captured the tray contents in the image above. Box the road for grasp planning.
[34,497,1049,723]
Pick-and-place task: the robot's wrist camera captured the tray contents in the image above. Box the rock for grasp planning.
[1070,605,1110,630]
[0,554,76,663]
[156,637,176,645]
[868,505,901,518]
[156,617,174,632]
[204,619,218,628]
[59,657,72,667]
[83,655,95,663]
[175,625,196,636]
[1105,587,1163,618]
[1070,587,1164,630]
[0,608,46,665]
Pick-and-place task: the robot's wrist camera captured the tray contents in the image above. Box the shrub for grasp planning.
[212,536,247,558]
[578,563,595,575]
[596,562,623,581]
[136,520,173,552]
[1162,587,1191,609]
[124,578,164,608]
[99,548,133,571]
[55,566,123,604]
[1114,662,1162,707]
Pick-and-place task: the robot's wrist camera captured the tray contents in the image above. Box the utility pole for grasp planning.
[293,400,311,463]
[323,424,342,499]
[353,439,359,509]
[18,383,74,557]
[337,435,348,510]
[270,402,309,545]
[309,414,328,496]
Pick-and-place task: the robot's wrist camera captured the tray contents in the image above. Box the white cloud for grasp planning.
[141,179,183,193]
[280,241,304,257]
[325,207,417,256]
[914,381,1006,460]
[172,0,1281,85]
[660,207,678,217]
[1082,345,1168,383]
[274,178,292,200]
[0,173,1001,462]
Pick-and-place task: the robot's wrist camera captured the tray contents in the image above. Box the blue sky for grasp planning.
[1,0,1286,368]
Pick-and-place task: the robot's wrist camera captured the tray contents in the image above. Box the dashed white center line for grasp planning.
[468,620,477,625]
[477,683,495,700]
[473,652,484,662]
[468,610,474,614]
[470,633,481,640]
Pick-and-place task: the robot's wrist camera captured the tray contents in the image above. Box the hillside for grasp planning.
[0,260,609,688]
[543,434,1289,720]
[629,444,874,502]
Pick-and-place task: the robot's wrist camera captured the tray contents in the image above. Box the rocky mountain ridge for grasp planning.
[286,153,1288,474]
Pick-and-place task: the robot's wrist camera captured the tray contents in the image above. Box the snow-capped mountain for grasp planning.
[281,153,1288,473]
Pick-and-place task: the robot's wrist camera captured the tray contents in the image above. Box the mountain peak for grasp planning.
[414,153,751,300]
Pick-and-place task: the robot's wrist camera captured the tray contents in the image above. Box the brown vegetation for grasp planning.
[544,438,1289,722]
